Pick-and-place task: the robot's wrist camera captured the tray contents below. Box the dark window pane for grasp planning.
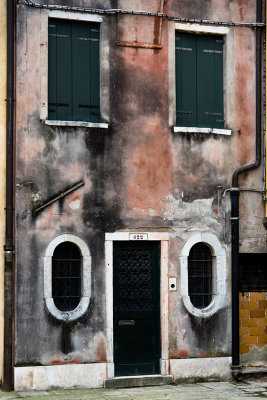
[52,241,81,312]
[240,253,267,292]
[188,243,212,309]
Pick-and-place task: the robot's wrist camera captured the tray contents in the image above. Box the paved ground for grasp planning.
[1,381,267,399]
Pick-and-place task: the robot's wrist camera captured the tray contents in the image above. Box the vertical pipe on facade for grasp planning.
[3,0,15,392]
[231,0,263,368]
[266,3,267,217]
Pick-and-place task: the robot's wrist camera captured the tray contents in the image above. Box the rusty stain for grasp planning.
[116,41,162,49]
[47,356,82,365]
[169,349,190,359]
[94,333,107,362]
[196,352,209,358]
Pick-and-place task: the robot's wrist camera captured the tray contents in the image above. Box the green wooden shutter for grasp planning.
[48,21,57,119]
[89,24,100,123]
[72,21,100,123]
[48,19,72,121]
[175,32,197,126]
[175,32,223,129]
[197,35,223,128]
[214,38,224,128]
[197,35,216,128]
[72,21,92,122]
[48,19,100,122]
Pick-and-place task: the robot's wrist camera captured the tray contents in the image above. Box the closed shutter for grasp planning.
[89,24,100,123]
[175,33,197,127]
[48,19,72,121]
[72,21,100,122]
[175,32,224,128]
[48,19,100,122]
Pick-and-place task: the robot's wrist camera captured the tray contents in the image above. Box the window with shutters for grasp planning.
[175,32,224,129]
[48,19,100,122]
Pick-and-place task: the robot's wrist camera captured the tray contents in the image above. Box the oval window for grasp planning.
[188,243,212,309]
[52,241,81,312]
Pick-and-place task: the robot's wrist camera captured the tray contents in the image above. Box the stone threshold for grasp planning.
[104,374,173,389]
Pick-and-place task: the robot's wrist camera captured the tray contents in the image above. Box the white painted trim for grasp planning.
[105,231,170,377]
[105,240,114,377]
[161,240,169,362]
[48,10,103,23]
[179,232,227,318]
[174,22,229,35]
[173,127,232,136]
[45,120,109,129]
[14,363,107,391]
[44,234,91,321]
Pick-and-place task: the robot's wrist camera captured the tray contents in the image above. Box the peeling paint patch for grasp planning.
[240,345,267,366]
[69,200,80,210]
[161,194,215,221]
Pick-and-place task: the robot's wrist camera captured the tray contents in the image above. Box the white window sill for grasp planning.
[45,120,109,129]
[173,126,232,136]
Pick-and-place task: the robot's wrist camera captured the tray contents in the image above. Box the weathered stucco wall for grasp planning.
[14,0,264,371]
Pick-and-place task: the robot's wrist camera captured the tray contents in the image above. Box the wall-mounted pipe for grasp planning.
[265,5,267,218]
[3,0,16,392]
[223,188,265,243]
[231,0,263,369]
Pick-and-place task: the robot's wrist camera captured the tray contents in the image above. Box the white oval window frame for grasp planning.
[44,234,91,321]
[180,232,227,318]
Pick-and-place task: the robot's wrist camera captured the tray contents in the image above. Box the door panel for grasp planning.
[113,241,160,376]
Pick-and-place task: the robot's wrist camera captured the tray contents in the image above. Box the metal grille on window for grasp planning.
[52,242,81,312]
[118,248,153,312]
[188,243,212,309]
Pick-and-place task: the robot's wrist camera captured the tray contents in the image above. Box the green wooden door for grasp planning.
[113,241,160,376]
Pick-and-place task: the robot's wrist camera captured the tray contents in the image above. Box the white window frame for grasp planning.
[179,232,227,318]
[44,233,91,321]
[169,22,233,136]
[40,10,109,129]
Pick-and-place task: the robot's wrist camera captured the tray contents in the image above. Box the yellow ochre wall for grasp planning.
[0,0,7,381]
[240,292,267,355]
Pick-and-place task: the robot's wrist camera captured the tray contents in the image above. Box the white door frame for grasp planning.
[105,231,169,378]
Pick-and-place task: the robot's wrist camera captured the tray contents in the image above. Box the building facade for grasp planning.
[12,0,265,390]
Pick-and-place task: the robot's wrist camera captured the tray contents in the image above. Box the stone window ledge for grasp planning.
[45,120,109,129]
[173,127,232,136]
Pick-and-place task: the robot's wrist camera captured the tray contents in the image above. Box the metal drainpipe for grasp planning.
[231,0,263,369]
[3,0,16,392]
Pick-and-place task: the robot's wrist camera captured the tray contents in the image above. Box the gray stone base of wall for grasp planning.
[170,357,232,382]
[14,358,232,391]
